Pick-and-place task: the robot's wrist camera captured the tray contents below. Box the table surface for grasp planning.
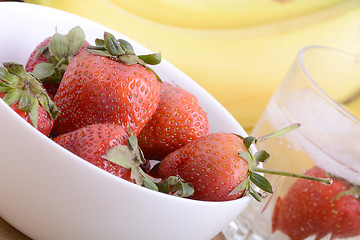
[0,216,226,240]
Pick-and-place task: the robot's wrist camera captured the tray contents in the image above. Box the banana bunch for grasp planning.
[26,0,360,131]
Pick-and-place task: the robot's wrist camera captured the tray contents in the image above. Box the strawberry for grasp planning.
[52,32,161,137]
[158,132,252,201]
[158,124,332,202]
[53,123,193,196]
[52,123,133,181]
[272,166,360,240]
[0,62,59,136]
[25,26,88,99]
[138,82,209,160]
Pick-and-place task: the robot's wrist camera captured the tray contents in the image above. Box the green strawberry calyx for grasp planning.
[0,62,59,128]
[86,32,162,82]
[230,123,333,202]
[333,181,360,201]
[102,128,194,198]
[32,26,86,84]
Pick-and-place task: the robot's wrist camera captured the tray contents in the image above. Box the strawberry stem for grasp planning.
[103,129,194,198]
[256,123,301,143]
[32,26,86,84]
[252,166,333,185]
[234,123,334,202]
[0,62,59,127]
[86,32,163,82]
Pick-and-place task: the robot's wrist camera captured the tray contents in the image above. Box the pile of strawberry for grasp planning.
[1,26,261,201]
[0,26,344,211]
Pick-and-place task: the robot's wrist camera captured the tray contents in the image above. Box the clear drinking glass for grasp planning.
[222,45,360,240]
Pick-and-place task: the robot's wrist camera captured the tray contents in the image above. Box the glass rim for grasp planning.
[297,45,360,125]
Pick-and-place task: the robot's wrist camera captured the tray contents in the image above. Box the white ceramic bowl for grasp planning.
[0,2,251,240]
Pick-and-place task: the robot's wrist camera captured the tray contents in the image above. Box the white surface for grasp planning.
[0,2,251,240]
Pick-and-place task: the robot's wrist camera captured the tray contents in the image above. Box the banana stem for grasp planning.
[252,166,333,185]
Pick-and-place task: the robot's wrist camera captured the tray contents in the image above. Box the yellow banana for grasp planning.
[25,0,360,131]
[92,0,344,29]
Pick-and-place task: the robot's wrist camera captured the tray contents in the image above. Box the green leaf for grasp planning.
[2,89,21,106]
[32,63,56,80]
[138,167,161,183]
[333,185,360,201]
[119,55,141,65]
[238,151,252,163]
[166,176,194,198]
[35,45,48,58]
[171,182,195,198]
[49,33,69,59]
[118,39,135,55]
[38,93,59,120]
[156,176,194,198]
[0,67,16,85]
[102,145,138,169]
[143,178,159,191]
[166,176,181,186]
[3,62,27,77]
[85,48,113,57]
[233,133,245,140]
[67,26,86,56]
[29,98,40,128]
[145,66,162,83]
[102,129,146,171]
[0,81,11,88]
[138,52,162,65]
[229,177,249,196]
[104,32,124,56]
[250,172,273,194]
[131,166,144,185]
[95,38,104,46]
[126,134,146,165]
[243,136,256,150]
[87,45,106,51]
[0,86,11,92]
[18,91,32,112]
[182,182,195,197]
[86,31,162,82]
[250,190,263,202]
[157,180,171,193]
[254,150,270,164]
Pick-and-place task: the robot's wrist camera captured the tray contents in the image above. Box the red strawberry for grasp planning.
[158,132,250,201]
[52,32,161,137]
[158,125,332,202]
[53,123,193,195]
[52,123,133,181]
[25,37,49,72]
[272,166,360,240]
[0,62,59,136]
[25,26,88,99]
[138,82,209,160]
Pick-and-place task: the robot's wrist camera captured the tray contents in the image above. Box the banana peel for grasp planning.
[25,0,360,131]
[86,0,345,29]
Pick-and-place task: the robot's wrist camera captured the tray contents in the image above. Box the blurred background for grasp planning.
[22,0,360,131]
